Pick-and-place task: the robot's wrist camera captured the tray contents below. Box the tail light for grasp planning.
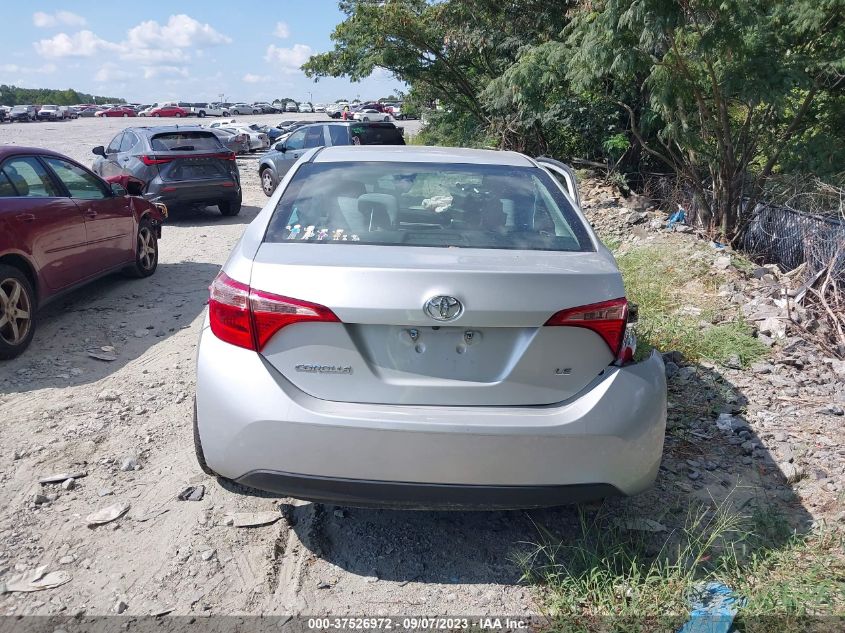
[545,298,635,363]
[142,152,235,165]
[208,272,339,351]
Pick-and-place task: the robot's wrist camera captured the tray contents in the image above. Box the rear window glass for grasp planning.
[150,132,224,152]
[264,162,593,252]
[350,124,405,146]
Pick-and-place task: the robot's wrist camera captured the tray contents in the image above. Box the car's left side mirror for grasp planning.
[110,183,127,197]
[92,146,106,157]
[275,142,287,152]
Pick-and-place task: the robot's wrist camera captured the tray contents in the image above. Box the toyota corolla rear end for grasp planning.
[194,146,666,508]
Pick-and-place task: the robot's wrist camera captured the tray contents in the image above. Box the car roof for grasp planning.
[0,145,75,161]
[312,145,535,167]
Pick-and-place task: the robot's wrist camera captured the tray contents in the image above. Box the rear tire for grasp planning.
[198,111,206,118]
[218,198,242,216]
[0,265,36,360]
[125,219,158,278]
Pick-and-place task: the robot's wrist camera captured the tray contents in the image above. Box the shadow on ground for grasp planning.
[162,203,262,226]
[223,358,813,588]
[0,261,219,393]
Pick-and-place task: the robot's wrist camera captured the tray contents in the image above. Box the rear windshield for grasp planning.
[264,161,593,252]
[150,131,224,152]
[350,124,405,145]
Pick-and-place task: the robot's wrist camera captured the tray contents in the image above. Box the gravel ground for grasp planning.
[0,118,841,618]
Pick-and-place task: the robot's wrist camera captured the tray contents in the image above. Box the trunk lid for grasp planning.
[251,244,625,406]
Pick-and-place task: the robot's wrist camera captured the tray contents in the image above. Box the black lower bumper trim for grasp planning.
[234,470,621,509]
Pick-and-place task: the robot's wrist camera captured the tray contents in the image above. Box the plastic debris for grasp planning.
[0,566,71,593]
[230,511,280,528]
[667,205,686,230]
[677,582,745,633]
[177,485,205,501]
[86,501,130,526]
[39,471,88,485]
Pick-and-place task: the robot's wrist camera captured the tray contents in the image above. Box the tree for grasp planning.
[564,0,845,240]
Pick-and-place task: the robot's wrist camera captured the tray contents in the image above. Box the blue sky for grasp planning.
[0,2,405,104]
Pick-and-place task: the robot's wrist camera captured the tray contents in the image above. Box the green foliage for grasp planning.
[0,84,125,106]
[615,244,767,367]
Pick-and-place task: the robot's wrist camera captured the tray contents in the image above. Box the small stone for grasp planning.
[664,361,679,378]
[687,470,701,481]
[704,461,718,471]
[114,599,128,614]
[316,581,331,589]
[200,550,215,562]
[133,330,148,338]
[61,478,75,491]
[97,390,121,402]
[742,456,753,465]
[33,493,50,505]
[781,463,804,484]
[333,509,345,519]
[713,256,731,270]
[98,488,113,497]
[59,555,75,565]
[120,457,138,472]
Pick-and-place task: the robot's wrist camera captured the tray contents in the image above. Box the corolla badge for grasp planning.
[424,295,463,321]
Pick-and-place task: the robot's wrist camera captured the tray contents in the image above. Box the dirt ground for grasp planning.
[0,116,841,618]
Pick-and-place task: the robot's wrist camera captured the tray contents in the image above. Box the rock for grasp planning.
[38,471,87,485]
[97,390,121,402]
[781,462,804,484]
[625,211,647,225]
[32,493,50,505]
[687,470,701,480]
[200,550,215,562]
[61,478,75,491]
[120,457,138,472]
[823,405,844,416]
[662,350,685,364]
[723,354,742,369]
[333,509,345,519]
[133,329,148,338]
[757,316,786,339]
[177,485,205,502]
[97,488,113,497]
[713,256,731,270]
[86,501,130,526]
[664,361,679,378]
[59,555,75,565]
[716,413,740,432]
[114,599,128,614]
[87,350,117,362]
[751,362,773,374]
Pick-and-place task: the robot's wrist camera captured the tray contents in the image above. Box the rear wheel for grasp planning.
[174,113,182,118]
[198,111,206,118]
[0,265,36,360]
[123,113,128,117]
[125,219,158,278]
[153,113,160,117]
[218,197,242,216]
[260,168,276,196]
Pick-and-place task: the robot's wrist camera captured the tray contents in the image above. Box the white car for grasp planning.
[190,103,229,117]
[313,104,326,113]
[193,145,667,508]
[353,109,391,122]
[298,103,313,113]
[219,125,269,152]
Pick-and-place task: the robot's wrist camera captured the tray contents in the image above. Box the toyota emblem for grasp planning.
[424,295,463,321]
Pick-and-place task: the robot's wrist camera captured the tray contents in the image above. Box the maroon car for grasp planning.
[0,146,165,359]
[96,106,137,118]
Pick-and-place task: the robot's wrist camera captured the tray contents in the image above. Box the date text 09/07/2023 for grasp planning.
[306,617,529,630]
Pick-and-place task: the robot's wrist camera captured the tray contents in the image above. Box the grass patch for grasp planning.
[520,498,845,631]
[615,244,768,367]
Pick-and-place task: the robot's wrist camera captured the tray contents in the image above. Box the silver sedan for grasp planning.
[194,145,667,508]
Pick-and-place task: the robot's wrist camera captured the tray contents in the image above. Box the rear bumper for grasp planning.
[145,181,240,207]
[195,328,667,507]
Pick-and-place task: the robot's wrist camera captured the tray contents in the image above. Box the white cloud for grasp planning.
[142,65,189,80]
[243,73,270,83]
[94,63,132,82]
[34,30,119,58]
[121,47,189,64]
[126,14,231,49]
[33,11,87,28]
[273,21,290,38]
[264,43,313,74]
[0,62,56,74]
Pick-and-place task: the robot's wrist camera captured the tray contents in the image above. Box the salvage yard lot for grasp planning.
[0,118,842,623]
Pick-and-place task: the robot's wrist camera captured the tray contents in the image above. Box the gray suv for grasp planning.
[91,126,242,216]
[257,121,405,196]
